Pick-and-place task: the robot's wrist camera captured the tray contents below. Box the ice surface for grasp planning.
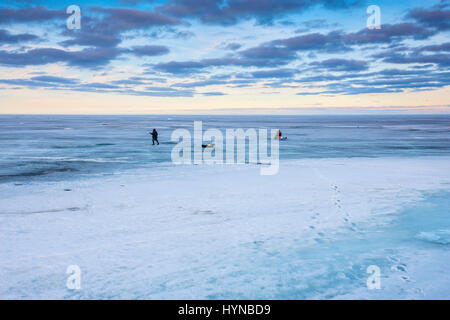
[1,157,450,299]
[416,230,450,245]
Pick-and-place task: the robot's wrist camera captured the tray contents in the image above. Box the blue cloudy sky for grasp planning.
[0,0,449,113]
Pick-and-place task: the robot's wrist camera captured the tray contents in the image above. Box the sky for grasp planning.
[0,0,449,114]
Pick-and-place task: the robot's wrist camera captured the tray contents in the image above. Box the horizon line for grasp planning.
[1,112,450,116]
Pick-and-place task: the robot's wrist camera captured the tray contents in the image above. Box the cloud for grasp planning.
[435,0,450,9]
[270,31,349,52]
[133,87,194,97]
[154,43,299,74]
[1,2,448,100]
[269,23,435,53]
[130,45,170,56]
[153,53,296,74]
[4,7,167,68]
[86,83,120,89]
[352,75,450,90]
[415,42,450,53]
[0,75,196,97]
[172,78,256,88]
[294,68,450,95]
[173,30,195,39]
[343,23,435,44]
[382,53,450,67]
[251,68,296,78]
[222,42,242,50]
[0,6,65,24]
[0,75,80,89]
[408,7,450,31]
[201,91,226,96]
[0,29,38,43]
[60,28,122,48]
[152,18,440,76]
[153,60,206,74]
[302,19,328,28]
[297,82,404,95]
[110,78,147,85]
[0,78,57,87]
[172,79,226,87]
[92,7,185,32]
[59,6,186,50]
[30,75,79,84]
[299,18,340,29]
[0,47,124,68]
[238,45,297,61]
[0,48,70,66]
[310,59,369,72]
[157,0,362,25]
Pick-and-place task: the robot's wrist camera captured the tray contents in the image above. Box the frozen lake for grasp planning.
[1,115,449,299]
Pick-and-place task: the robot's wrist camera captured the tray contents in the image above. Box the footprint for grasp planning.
[400,275,411,282]
[388,255,400,263]
[67,207,82,212]
[311,212,320,220]
[392,263,408,275]
[195,209,216,215]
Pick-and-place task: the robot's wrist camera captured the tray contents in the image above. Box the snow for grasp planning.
[1,157,450,299]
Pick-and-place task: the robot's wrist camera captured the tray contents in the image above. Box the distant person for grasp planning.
[276,130,282,139]
[150,129,159,145]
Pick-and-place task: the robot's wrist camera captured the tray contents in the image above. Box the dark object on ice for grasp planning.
[150,129,159,145]
[274,129,287,141]
[202,143,215,148]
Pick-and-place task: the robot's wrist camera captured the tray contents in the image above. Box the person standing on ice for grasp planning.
[150,129,159,145]
[275,129,282,139]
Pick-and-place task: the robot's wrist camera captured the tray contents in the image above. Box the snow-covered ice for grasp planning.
[1,157,450,299]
